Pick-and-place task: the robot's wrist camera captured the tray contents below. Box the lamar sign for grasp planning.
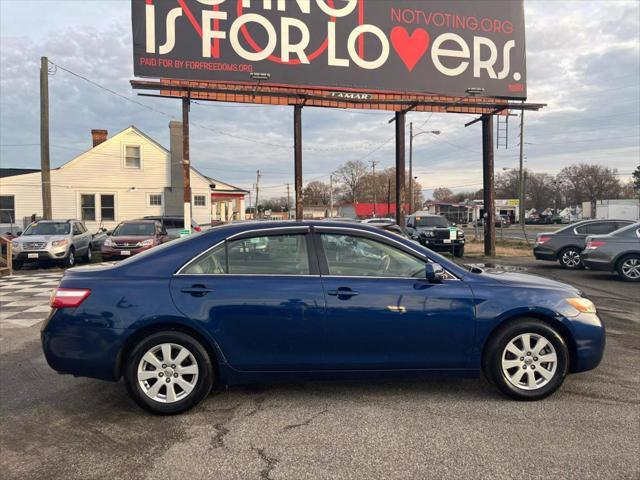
[132,0,527,99]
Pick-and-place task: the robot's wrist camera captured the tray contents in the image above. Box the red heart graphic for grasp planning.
[390,27,430,72]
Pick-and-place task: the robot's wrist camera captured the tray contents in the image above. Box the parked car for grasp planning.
[11,219,92,269]
[142,215,202,239]
[406,212,465,257]
[533,219,634,269]
[42,221,604,414]
[91,227,110,251]
[368,220,406,237]
[581,222,640,282]
[1,225,22,240]
[101,220,169,260]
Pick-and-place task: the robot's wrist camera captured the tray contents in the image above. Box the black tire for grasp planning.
[62,248,76,268]
[82,244,93,263]
[558,247,583,269]
[484,318,569,401]
[454,245,465,258]
[616,254,640,282]
[12,259,23,270]
[124,331,214,415]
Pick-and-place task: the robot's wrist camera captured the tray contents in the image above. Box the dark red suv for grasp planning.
[101,220,169,259]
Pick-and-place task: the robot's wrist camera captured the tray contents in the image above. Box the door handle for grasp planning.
[327,287,359,298]
[181,285,213,297]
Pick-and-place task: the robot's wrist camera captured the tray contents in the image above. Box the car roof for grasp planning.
[124,219,157,224]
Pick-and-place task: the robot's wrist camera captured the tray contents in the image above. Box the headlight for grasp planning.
[103,238,113,247]
[51,239,69,247]
[424,231,435,237]
[140,239,154,247]
[457,230,465,238]
[566,298,596,314]
[12,241,21,249]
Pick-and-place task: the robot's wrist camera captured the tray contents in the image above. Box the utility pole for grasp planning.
[482,115,496,256]
[40,56,52,220]
[387,178,391,216]
[409,122,413,214]
[329,174,334,219]
[181,97,192,232]
[369,160,378,216]
[395,111,406,227]
[518,108,525,226]
[293,105,303,221]
[286,183,291,219]
[255,170,261,219]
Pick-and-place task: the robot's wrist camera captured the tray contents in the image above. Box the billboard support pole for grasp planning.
[182,96,192,232]
[395,111,406,228]
[294,105,303,221]
[482,115,496,256]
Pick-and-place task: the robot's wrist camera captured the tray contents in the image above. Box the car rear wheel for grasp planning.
[559,247,582,269]
[484,319,569,400]
[124,331,214,414]
[617,254,640,282]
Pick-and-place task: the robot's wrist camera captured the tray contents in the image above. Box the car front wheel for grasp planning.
[617,254,640,282]
[62,248,75,268]
[124,331,214,414]
[559,247,582,269]
[484,319,569,400]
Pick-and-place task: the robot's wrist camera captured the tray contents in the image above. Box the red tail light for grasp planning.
[50,288,91,308]
[536,235,551,244]
[586,240,606,250]
[194,226,202,232]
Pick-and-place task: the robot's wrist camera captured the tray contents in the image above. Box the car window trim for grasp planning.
[312,226,460,280]
[175,226,315,276]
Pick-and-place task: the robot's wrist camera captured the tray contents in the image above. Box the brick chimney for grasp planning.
[91,129,108,147]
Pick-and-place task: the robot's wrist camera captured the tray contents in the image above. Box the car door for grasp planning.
[170,227,327,371]
[72,222,88,254]
[315,228,476,370]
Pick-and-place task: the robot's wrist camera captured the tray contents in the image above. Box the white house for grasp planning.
[0,124,248,232]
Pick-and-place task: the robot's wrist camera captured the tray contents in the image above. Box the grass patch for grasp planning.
[463,239,532,258]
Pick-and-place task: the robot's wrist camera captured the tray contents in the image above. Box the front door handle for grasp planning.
[327,287,359,298]
[181,285,213,297]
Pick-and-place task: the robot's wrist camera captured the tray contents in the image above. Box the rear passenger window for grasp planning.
[182,234,310,275]
[228,235,309,275]
[587,222,617,235]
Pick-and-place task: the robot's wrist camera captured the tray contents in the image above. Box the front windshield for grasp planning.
[113,222,155,236]
[415,216,449,227]
[23,222,70,236]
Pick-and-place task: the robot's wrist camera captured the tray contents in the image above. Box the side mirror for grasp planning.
[16,231,22,236]
[100,227,107,233]
[425,263,446,284]
[106,230,112,236]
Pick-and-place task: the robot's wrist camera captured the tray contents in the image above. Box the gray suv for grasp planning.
[533,219,634,269]
[12,219,93,269]
[582,222,640,282]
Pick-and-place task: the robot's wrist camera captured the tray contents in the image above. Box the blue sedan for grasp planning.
[41,221,605,414]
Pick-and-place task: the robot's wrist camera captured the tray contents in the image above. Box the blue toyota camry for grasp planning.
[42,221,605,414]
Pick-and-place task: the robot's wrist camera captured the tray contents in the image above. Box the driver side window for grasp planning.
[320,234,425,278]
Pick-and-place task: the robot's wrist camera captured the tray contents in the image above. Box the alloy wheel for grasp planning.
[68,251,75,266]
[501,333,558,391]
[137,343,199,403]
[561,250,581,268]
[621,258,640,280]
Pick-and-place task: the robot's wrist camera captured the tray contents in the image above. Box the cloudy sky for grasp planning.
[1,0,638,200]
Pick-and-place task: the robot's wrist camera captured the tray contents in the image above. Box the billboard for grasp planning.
[132,0,527,99]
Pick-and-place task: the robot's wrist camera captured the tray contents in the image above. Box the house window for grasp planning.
[100,194,115,221]
[125,145,141,169]
[0,195,15,223]
[81,194,96,221]
[193,195,206,207]
[148,194,163,207]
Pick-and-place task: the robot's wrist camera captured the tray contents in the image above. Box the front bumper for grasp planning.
[418,238,465,250]
[101,245,152,259]
[13,249,69,263]
[569,312,606,373]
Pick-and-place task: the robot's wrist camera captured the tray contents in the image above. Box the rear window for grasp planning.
[23,222,70,235]
[113,222,156,236]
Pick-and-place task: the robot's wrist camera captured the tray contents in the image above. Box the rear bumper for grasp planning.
[581,253,614,272]
[41,310,125,381]
[533,245,557,261]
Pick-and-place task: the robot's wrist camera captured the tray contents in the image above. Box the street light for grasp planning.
[409,124,441,213]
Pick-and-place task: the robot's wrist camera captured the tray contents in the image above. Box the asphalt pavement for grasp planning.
[0,258,638,480]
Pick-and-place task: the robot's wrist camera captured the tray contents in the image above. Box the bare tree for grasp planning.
[303,181,331,206]
[432,187,454,202]
[559,163,622,208]
[335,160,368,203]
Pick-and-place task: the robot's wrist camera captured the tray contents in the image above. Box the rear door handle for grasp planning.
[181,285,213,297]
[327,287,359,298]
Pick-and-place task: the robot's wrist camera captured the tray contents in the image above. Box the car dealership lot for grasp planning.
[1,261,638,480]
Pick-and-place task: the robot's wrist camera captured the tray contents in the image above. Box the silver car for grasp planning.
[11,219,93,269]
